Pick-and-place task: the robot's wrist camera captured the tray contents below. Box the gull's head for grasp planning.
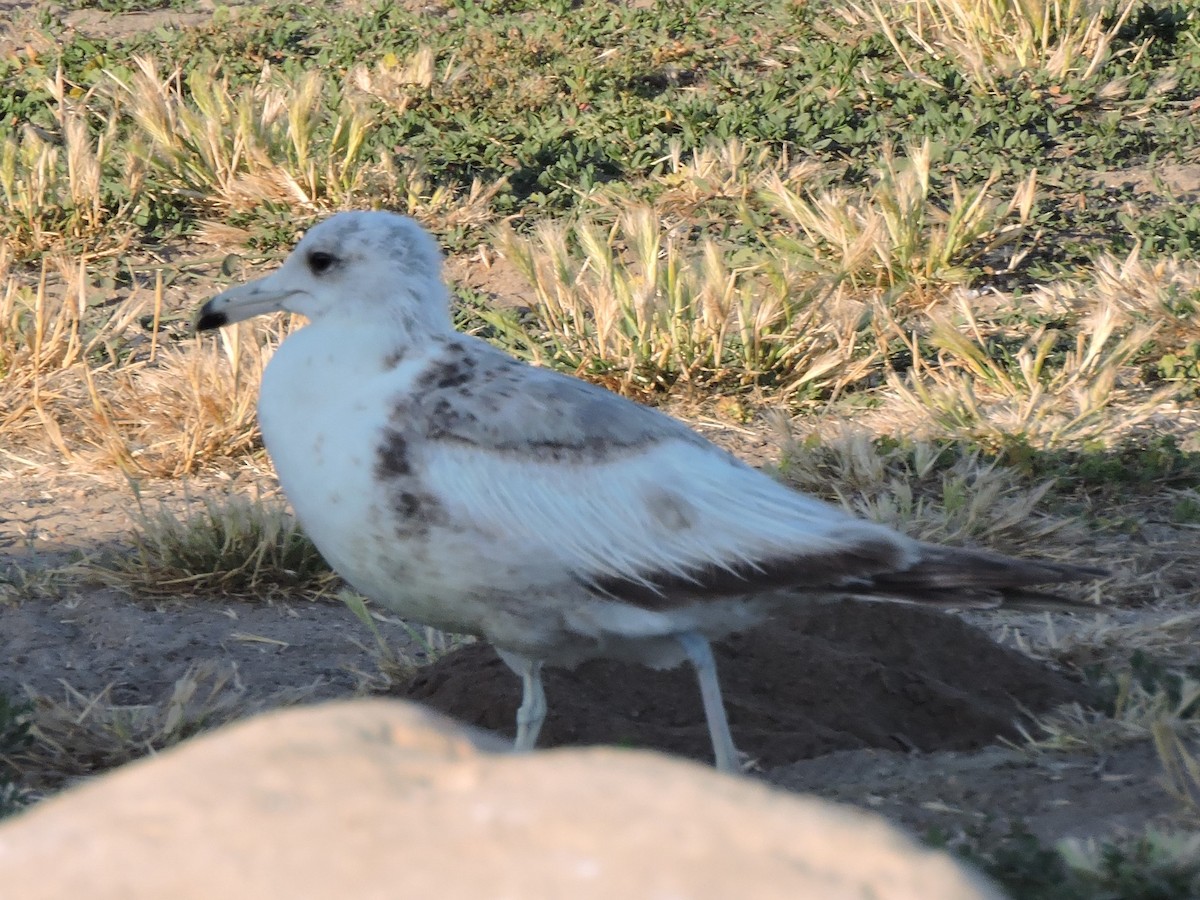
[195,211,450,333]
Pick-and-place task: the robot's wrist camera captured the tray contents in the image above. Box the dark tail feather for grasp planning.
[852,542,1108,611]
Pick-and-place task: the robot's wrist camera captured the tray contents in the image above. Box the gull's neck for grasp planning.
[292,308,455,369]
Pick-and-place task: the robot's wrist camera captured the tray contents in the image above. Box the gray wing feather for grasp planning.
[406,336,712,458]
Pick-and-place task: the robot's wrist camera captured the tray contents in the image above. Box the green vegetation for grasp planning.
[0,693,32,819]
[2,0,1194,448]
[17,663,316,789]
[932,824,1200,900]
[1,0,1199,260]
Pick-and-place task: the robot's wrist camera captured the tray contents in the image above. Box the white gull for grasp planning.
[196,210,1104,773]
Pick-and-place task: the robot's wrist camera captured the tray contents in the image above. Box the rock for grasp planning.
[0,700,1002,899]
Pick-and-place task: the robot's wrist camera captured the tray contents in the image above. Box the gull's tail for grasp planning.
[852,542,1108,611]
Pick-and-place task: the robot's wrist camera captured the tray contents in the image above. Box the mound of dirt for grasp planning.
[402,600,1089,767]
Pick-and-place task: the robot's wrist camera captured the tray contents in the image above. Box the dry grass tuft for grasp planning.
[760,139,1036,296]
[79,320,286,477]
[81,491,335,600]
[495,204,877,397]
[0,239,306,476]
[1156,721,1200,813]
[348,45,470,112]
[850,0,1145,91]
[0,252,147,460]
[0,68,142,256]
[116,55,504,232]
[339,589,472,690]
[998,611,1200,673]
[7,662,319,788]
[1012,641,1200,819]
[1021,666,1199,755]
[777,428,1087,553]
[1037,250,1200,352]
[620,138,824,222]
[119,56,377,214]
[0,249,288,475]
[886,291,1172,448]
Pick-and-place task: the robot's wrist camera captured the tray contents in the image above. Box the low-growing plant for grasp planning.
[1019,652,1200,795]
[0,68,142,256]
[11,662,317,787]
[79,320,282,476]
[119,57,376,215]
[113,55,505,242]
[0,692,32,819]
[932,823,1200,900]
[777,430,1085,553]
[1058,829,1200,900]
[0,251,147,456]
[84,490,335,599]
[65,0,195,11]
[494,204,878,397]
[0,249,287,475]
[760,140,1036,296]
[888,295,1170,449]
[854,0,1144,93]
[340,589,470,689]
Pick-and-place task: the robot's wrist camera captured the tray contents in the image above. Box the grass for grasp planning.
[0,244,290,475]
[933,823,1200,899]
[339,589,472,689]
[943,647,1200,897]
[777,431,1087,552]
[493,204,877,398]
[1018,650,1200,754]
[856,0,1145,93]
[0,7,1191,573]
[85,490,336,599]
[0,693,33,819]
[7,662,318,790]
[121,58,376,213]
[1,0,1200,892]
[759,139,1038,294]
[888,297,1170,449]
[0,68,142,256]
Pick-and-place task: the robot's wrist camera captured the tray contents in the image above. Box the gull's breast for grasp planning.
[255,330,534,635]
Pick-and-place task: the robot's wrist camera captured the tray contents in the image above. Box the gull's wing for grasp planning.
[390,338,1106,610]
[396,338,923,602]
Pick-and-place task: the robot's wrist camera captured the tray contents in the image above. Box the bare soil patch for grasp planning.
[770,741,1179,844]
[404,601,1088,765]
[0,588,392,707]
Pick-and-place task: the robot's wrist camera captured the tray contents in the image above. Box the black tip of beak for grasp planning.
[195,301,227,332]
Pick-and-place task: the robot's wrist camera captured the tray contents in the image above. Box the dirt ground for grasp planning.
[404,602,1087,766]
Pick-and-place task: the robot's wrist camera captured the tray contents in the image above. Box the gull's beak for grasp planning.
[195,273,296,332]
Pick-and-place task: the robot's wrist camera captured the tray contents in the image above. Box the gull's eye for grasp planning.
[307,251,338,275]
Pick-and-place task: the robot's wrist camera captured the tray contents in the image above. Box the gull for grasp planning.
[196,210,1105,773]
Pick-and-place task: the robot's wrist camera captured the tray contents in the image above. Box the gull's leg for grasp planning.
[497,649,547,753]
[676,631,740,774]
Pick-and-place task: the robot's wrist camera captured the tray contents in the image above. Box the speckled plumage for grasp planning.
[196,211,1105,771]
